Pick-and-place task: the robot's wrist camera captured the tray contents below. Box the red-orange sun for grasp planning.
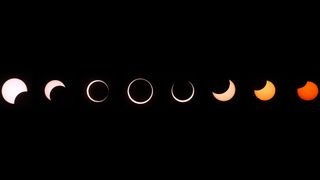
[297,81,319,101]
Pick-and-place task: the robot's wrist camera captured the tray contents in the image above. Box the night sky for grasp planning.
[1,10,319,164]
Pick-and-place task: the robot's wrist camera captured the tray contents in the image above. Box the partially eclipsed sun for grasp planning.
[297,81,318,101]
[254,80,276,101]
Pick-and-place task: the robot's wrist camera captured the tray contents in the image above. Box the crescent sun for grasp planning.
[44,80,66,101]
[212,80,236,102]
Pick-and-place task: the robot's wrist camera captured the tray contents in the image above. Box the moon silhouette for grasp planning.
[1,78,28,104]
[171,81,195,103]
[86,80,109,103]
[297,81,319,101]
[254,80,276,101]
[44,80,66,101]
[127,78,154,105]
[212,80,236,102]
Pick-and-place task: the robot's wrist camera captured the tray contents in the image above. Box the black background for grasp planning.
[1,11,318,114]
[1,6,319,171]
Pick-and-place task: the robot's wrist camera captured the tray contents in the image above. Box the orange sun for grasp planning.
[254,80,276,101]
[297,81,319,101]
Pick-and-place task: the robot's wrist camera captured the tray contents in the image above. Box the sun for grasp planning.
[297,81,318,101]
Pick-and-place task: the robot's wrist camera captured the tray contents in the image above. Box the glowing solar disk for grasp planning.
[297,81,319,101]
[171,81,195,103]
[127,78,154,105]
[86,80,109,103]
[254,80,276,101]
[44,80,66,101]
[212,80,236,102]
[1,78,28,105]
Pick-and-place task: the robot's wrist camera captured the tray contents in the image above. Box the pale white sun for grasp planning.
[1,78,28,104]
[44,80,66,101]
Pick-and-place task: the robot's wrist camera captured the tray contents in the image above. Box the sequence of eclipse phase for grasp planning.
[0,78,319,105]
